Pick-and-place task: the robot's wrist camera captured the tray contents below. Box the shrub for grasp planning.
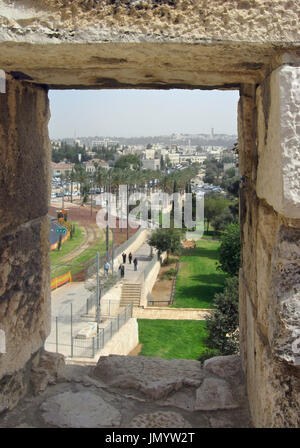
[204,276,239,355]
[218,223,241,276]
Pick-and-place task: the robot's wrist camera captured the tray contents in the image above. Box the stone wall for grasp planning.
[0,76,51,410]
[1,1,299,44]
[98,318,139,358]
[239,58,300,427]
[139,251,167,307]
[0,1,299,89]
[0,0,299,427]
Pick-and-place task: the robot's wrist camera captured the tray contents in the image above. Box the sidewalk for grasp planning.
[119,242,152,283]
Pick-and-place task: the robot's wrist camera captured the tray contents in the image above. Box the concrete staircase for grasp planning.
[120,282,142,307]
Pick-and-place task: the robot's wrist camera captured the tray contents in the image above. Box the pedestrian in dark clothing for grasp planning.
[119,264,125,278]
[122,252,126,263]
[128,252,132,264]
[133,257,138,271]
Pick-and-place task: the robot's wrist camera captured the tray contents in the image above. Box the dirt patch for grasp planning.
[128,343,142,356]
[181,239,196,249]
[150,258,178,306]
[48,204,138,246]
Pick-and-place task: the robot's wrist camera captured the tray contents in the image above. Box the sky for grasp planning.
[48,89,239,139]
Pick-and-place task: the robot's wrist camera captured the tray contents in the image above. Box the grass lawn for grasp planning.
[50,223,84,264]
[172,239,227,309]
[138,319,217,360]
[50,227,107,279]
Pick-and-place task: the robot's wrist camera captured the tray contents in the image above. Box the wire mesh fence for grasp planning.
[72,302,134,358]
[48,226,144,359]
[46,301,133,359]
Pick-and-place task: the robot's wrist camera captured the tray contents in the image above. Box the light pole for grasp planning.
[106,183,110,262]
[90,176,93,216]
[111,228,114,275]
[96,252,101,341]
[127,183,129,240]
[61,176,64,210]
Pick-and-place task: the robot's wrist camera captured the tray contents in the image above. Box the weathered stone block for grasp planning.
[195,378,239,411]
[93,355,202,399]
[271,226,300,366]
[248,325,300,428]
[31,351,65,395]
[0,216,51,382]
[257,65,300,218]
[203,355,242,379]
[40,391,122,428]
[0,77,50,237]
[128,411,192,428]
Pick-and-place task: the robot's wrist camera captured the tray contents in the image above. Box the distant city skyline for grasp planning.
[49,89,239,139]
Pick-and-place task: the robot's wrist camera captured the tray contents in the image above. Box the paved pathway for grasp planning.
[133,306,212,320]
[45,281,122,358]
[46,233,212,361]
[120,241,152,283]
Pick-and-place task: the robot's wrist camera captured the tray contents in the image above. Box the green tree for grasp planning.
[218,223,241,276]
[211,207,234,233]
[115,154,141,170]
[165,155,171,168]
[148,228,182,261]
[204,193,229,232]
[205,276,239,356]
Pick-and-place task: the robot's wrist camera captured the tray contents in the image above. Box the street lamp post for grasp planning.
[111,228,114,275]
[127,183,129,240]
[90,176,93,217]
[62,181,64,210]
[106,183,110,262]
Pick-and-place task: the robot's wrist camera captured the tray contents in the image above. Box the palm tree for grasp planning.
[74,165,89,205]
[69,168,77,203]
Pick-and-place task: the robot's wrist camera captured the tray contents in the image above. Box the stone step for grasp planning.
[121,292,141,296]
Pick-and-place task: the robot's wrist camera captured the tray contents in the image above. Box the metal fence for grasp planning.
[72,302,134,358]
[46,301,133,359]
[114,226,145,260]
[47,226,146,360]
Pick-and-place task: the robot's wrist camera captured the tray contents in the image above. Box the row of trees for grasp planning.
[52,142,90,164]
[204,223,241,358]
[52,142,119,165]
[61,162,199,206]
[204,193,239,233]
[203,156,240,198]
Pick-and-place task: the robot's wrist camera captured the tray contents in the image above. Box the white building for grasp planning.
[142,159,160,170]
[167,153,180,165]
[51,162,75,178]
[84,158,109,173]
[145,149,156,160]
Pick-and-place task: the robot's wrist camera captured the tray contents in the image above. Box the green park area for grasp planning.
[50,224,107,279]
[138,319,217,361]
[50,223,84,264]
[172,239,228,309]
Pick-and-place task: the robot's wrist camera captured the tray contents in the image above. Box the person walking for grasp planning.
[122,252,127,263]
[104,261,110,277]
[119,263,125,278]
[128,252,132,264]
[133,257,138,271]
